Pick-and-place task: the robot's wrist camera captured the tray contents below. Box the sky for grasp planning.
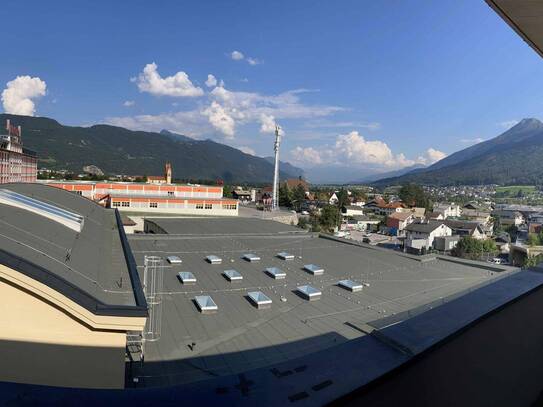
[2,0,543,182]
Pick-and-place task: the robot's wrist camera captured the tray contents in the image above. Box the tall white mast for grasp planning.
[272,124,282,210]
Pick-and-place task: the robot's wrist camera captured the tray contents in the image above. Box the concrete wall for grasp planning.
[0,266,146,389]
[339,282,543,407]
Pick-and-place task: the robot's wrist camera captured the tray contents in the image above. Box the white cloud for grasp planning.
[290,146,326,165]
[460,137,485,144]
[123,100,135,107]
[135,62,203,97]
[1,75,47,116]
[422,148,446,164]
[238,146,256,155]
[499,120,518,129]
[205,74,217,88]
[109,82,342,139]
[230,50,262,65]
[290,131,447,169]
[202,101,236,138]
[231,50,244,60]
[246,57,261,66]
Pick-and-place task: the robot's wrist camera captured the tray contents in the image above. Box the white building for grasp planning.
[433,203,462,218]
[405,221,453,252]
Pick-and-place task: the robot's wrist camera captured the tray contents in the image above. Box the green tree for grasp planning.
[279,183,292,207]
[398,183,431,210]
[292,184,306,211]
[319,205,341,232]
[452,236,497,259]
[336,189,349,208]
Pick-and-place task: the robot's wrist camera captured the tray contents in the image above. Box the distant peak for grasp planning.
[514,118,543,128]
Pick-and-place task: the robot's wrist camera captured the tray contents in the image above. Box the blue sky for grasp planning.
[2,0,543,181]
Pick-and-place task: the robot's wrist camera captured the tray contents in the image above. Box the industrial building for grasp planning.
[0,120,37,184]
[5,193,543,405]
[44,180,239,216]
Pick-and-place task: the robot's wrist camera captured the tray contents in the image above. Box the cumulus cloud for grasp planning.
[135,62,203,97]
[123,100,135,107]
[202,101,236,138]
[1,75,47,116]
[205,74,217,88]
[231,50,244,60]
[238,146,256,155]
[230,50,262,65]
[110,79,342,139]
[421,148,446,164]
[290,146,326,165]
[290,131,447,169]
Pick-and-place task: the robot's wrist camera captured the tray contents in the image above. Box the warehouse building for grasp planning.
[44,180,239,216]
[0,120,37,184]
[0,183,147,389]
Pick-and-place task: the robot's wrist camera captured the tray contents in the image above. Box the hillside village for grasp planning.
[226,180,543,268]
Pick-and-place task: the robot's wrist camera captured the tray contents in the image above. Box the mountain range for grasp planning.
[372,118,543,186]
[1,114,303,183]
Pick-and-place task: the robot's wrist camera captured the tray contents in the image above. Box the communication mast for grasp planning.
[272,124,282,210]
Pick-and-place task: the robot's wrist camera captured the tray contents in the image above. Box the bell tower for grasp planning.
[165,162,172,184]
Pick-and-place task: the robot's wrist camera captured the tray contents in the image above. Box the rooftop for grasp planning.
[127,217,516,388]
[0,183,146,316]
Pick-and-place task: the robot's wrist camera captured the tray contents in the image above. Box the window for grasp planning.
[75,191,83,195]
[196,203,204,209]
[205,203,213,209]
[121,201,130,207]
[167,191,174,196]
[112,201,121,207]
[149,202,158,208]
[222,204,237,210]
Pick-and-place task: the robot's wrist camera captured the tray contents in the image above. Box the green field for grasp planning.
[496,185,537,194]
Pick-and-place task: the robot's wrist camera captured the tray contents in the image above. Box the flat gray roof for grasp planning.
[145,216,305,236]
[0,183,146,315]
[128,217,516,387]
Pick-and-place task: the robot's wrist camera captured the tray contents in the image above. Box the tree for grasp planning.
[452,236,497,260]
[398,183,431,210]
[336,189,349,208]
[319,205,341,232]
[297,217,309,229]
[292,184,306,211]
[279,183,292,207]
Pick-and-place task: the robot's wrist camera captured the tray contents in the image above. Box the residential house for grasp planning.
[443,219,486,240]
[386,212,414,236]
[400,207,426,219]
[350,215,380,232]
[405,221,453,253]
[426,211,445,221]
[379,201,405,216]
[434,235,460,252]
[341,205,365,217]
[433,202,462,218]
[461,209,491,224]
[492,210,525,227]
[329,192,339,205]
[232,187,252,202]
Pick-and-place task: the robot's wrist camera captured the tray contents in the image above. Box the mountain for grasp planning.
[159,129,193,142]
[1,114,298,183]
[373,118,543,186]
[263,156,304,178]
[352,163,426,184]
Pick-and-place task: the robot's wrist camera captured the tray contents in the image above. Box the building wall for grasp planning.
[110,196,238,216]
[0,265,146,389]
[0,150,37,184]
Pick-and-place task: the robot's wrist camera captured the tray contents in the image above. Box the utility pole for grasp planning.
[272,124,282,211]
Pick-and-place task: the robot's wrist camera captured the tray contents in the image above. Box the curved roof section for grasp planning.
[0,183,146,317]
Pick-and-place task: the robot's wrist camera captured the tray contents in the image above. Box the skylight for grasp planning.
[304,264,324,275]
[223,269,243,281]
[265,267,286,279]
[0,189,84,232]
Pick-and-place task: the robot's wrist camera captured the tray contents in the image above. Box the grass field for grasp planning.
[496,185,537,194]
